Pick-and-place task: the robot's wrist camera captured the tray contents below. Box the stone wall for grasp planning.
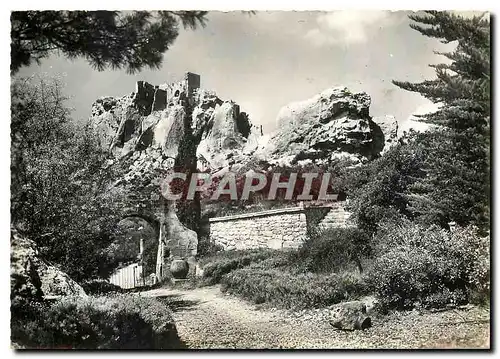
[159,72,200,107]
[317,201,353,231]
[209,202,351,251]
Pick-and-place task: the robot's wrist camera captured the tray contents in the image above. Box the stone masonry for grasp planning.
[209,203,351,251]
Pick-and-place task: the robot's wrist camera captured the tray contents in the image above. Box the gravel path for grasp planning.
[142,285,490,349]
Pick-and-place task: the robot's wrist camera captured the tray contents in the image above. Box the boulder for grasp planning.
[10,230,43,303]
[10,229,87,302]
[328,300,372,331]
[253,86,391,167]
[89,76,259,174]
[361,295,380,315]
[38,266,87,299]
[90,95,136,151]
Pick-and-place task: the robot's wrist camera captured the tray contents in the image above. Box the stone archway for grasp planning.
[112,202,199,283]
[120,209,161,237]
[109,210,161,278]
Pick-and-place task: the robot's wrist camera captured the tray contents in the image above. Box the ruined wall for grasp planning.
[317,201,352,231]
[159,72,201,107]
[209,203,351,251]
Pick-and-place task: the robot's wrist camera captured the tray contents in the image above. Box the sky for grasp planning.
[16,10,466,135]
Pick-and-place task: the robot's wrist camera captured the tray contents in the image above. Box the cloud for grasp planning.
[304,10,396,46]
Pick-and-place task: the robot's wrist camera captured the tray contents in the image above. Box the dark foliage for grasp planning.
[366,220,489,310]
[298,228,371,273]
[11,75,122,281]
[11,295,181,349]
[11,10,207,74]
[344,139,426,233]
[392,11,490,233]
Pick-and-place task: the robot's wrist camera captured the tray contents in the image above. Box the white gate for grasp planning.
[109,262,155,289]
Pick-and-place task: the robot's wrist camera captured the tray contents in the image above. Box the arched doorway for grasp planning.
[106,213,161,288]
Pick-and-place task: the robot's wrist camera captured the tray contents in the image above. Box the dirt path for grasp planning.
[142,285,490,349]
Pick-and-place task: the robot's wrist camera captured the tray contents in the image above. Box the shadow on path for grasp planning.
[154,293,201,313]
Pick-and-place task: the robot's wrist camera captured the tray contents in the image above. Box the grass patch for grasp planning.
[221,268,369,309]
[198,248,282,285]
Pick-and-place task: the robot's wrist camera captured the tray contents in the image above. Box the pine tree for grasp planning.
[393,11,490,131]
[393,11,490,232]
[10,11,207,74]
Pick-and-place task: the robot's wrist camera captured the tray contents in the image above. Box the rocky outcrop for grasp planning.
[252,87,397,167]
[89,74,263,263]
[164,209,199,258]
[155,204,199,281]
[90,76,398,187]
[90,76,260,180]
[11,229,87,302]
[195,97,258,171]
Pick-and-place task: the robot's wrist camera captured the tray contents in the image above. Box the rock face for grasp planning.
[195,94,259,171]
[251,87,397,167]
[164,209,199,258]
[90,76,397,184]
[10,229,87,302]
[90,74,260,173]
[372,115,398,154]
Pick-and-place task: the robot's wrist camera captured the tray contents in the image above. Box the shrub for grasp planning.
[247,252,294,271]
[196,237,224,257]
[297,228,371,273]
[221,268,369,309]
[80,279,124,295]
[366,220,490,310]
[11,294,181,349]
[199,248,279,285]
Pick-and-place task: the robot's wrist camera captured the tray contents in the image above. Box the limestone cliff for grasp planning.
[89,73,259,278]
[251,87,398,167]
[90,73,260,186]
[90,75,397,186]
[371,115,399,154]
